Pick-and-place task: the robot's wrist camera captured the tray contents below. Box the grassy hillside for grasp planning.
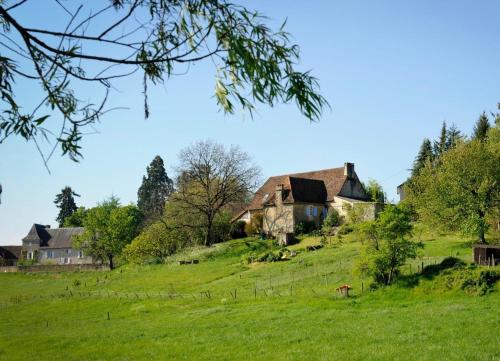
[1,230,499,360]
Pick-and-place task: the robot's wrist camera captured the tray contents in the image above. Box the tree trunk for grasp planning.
[478,210,486,244]
[478,227,486,244]
[108,254,114,270]
[205,216,214,247]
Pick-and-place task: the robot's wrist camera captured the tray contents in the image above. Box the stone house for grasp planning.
[234,163,381,243]
[0,245,22,266]
[22,224,93,265]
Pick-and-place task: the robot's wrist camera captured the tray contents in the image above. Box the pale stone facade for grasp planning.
[234,163,381,244]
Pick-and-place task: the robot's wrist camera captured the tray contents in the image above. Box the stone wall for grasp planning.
[293,203,324,228]
[17,264,109,273]
[0,266,18,273]
[263,204,294,235]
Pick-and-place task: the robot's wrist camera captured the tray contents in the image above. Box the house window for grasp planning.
[305,206,315,217]
[27,251,33,260]
[77,251,83,259]
[47,250,53,259]
[64,257,71,264]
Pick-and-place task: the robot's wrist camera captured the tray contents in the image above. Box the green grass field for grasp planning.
[1,229,499,360]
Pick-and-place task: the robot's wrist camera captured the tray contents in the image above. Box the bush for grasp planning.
[294,220,317,235]
[323,208,342,228]
[245,213,263,236]
[212,211,232,244]
[462,270,500,295]
[337,224,354,235]
[230,220,247,239]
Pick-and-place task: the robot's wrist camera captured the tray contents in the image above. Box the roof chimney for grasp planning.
[45,225,51,229]
[275,184,284,205]
[344,163,354,179]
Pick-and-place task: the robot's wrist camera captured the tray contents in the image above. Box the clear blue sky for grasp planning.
[1,1,499,245]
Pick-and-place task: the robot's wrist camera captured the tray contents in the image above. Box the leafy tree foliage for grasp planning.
[356,205,422,285]
[123,221,183,264]
[0,1,327,163]
[363,179,386,203]
[137,155,174,223]
[54,186,80,227]
[62,207,87,227]
[230,220,247,239]
[74,197,142,269]
[125,196,232,263]
[174,140,260,246]
[323,208,342,228]
[472,112,490,142]
[406,133,500,243]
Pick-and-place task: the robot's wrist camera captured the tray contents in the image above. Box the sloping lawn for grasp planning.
[0,233,498,360]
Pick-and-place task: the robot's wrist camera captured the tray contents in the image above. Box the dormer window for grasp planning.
[263,193,269,202]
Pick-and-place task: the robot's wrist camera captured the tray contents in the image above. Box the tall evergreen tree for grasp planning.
[473,112,490,142]
[434,122,448,157]
[412,138,434,176]
[137,156,174,222]
[446,124,462,150]
[54,187,80,227]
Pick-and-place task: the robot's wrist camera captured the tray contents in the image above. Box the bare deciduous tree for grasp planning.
[174,140,260,246]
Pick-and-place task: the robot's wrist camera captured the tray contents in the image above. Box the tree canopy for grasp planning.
[0,0,328,164]
[73,196,142,269]
[54,186,79,227]
[472,112,490,142]
[137,155,174,223]
[355,204,421,285]
[363,179,386,203]
[173,140,260,246]
[406,130,500,243]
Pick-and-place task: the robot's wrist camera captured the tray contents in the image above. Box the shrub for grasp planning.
[230,221,247,239]
[337,224,354,235]
[212,211,232,244]
[245,213,263,236]
[323,208,342,228]
[462,270,500,295]
[294,220,316,235]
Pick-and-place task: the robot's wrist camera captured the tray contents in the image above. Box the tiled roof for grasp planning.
[248,167,350,210]
[22,224,84,249]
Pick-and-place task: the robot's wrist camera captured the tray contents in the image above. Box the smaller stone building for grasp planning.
[0,245,22,266]
[22,224,92,265]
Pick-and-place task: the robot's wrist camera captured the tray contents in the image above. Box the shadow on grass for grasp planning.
[397,257,466,288]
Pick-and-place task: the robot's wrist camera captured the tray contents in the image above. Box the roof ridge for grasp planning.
[270,166,344,179]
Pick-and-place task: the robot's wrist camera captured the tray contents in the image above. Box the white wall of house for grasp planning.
[39,248,93,265]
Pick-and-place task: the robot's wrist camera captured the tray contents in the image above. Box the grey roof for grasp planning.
[23,224,84,249]
[0,246,22,259]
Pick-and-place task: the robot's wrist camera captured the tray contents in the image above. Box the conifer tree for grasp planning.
[412,138,434,176]
[434,122,448,157]
[137,156,174,222]
[446,124,462,150]
[54,187,80,227]
[473,112,490,142]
